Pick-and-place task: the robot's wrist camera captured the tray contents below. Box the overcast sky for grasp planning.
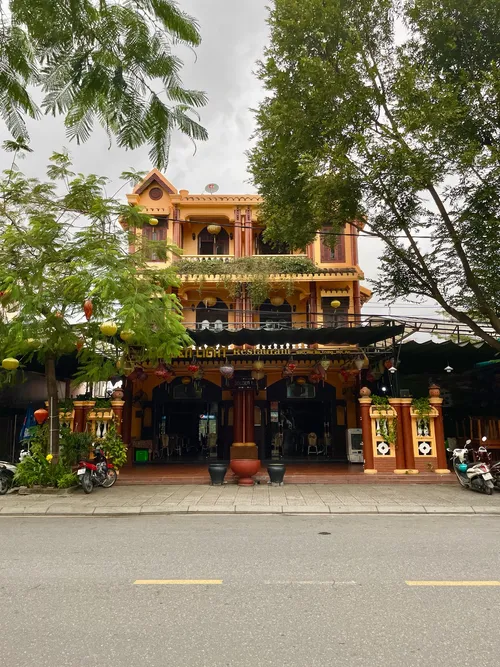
[0,0,441,321]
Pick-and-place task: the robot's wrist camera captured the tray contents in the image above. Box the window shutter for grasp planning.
[320,227,346,262]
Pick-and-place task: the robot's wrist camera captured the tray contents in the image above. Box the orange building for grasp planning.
[122,169,407,470]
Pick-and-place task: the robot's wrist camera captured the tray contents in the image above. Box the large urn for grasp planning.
[230,459,261,486]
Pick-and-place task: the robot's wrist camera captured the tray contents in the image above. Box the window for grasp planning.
[321,296,349,327]
[320,227,346,263]
[255,232,290,255]
[198,227,229,255]
[196,299,228,330]
[142,218,168,261]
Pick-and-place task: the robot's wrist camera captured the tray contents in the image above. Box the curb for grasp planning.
[2,506,500,517]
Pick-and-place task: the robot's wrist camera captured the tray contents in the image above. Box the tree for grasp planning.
[249,0,500,351]
[0,148,191,451]
[0,0,208,167]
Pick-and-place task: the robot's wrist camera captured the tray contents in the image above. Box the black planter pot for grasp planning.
[267,463,286,486]
[208,463,227,486]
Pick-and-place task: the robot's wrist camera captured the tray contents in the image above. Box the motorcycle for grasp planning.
[77,446,117,494]
[471,444,500,491]
[448,445,494,495]
[0,461,16,495]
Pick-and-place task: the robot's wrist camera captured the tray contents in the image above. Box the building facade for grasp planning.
[122,170,406,468]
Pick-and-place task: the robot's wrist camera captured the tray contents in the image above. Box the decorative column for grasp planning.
[353,281,361,315]
[234,208,242,258]
[244,207,253,256]
[121,380,134,466]
[429,386,450,474]
[309,281,318,327]
[230,389,258,460]
[244,390,255,446]
[306,243,314,260]
[359,389,376,474]
[388,399,407,474]
[172,206,181,247]
[111,400,125,436]
[400,398,418,473]
[73,401,86,433]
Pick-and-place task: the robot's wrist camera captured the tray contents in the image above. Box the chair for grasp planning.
[161,434,170,459]
[272,433,284,458]
[307,432,319,455]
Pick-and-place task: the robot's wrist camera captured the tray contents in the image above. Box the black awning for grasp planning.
[187,324,404,347]
[399,340,499,374]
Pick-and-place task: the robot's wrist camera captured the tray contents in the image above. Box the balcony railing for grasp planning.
[178,254,234,263]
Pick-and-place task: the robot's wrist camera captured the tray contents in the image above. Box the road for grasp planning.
[1,515,500,666]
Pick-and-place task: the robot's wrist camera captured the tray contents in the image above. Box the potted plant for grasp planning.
[208,462,228,486]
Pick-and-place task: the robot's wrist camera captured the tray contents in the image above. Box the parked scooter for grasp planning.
[0,461,16,495]
[448,444,494,494]
[77,446,117,494]
[470,443,500,491]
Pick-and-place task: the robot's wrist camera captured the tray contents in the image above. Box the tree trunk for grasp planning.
[45,355,60,456]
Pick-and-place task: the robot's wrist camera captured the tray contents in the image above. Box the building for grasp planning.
[119,169,415,471]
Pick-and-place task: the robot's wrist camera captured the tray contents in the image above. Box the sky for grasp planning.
[0,0,441,322]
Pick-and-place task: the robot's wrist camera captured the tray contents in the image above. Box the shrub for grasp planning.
[60,429,93,467]
[101,424,128,468]
[57,473,78,489]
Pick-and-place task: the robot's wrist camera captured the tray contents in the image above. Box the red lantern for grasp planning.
[384,359,393,370]
[83,299,93,321]
[187,363,200,373]
[154,362,173,381]
[287,362,297,372]
[309,373,321,384]
[340,370,350,383]
[76,339,84,352]
[34,408,49,425]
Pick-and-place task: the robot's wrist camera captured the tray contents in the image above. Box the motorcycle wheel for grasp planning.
[484,481,494,495]
[81,471,93,494]
[0,473,11,495]
[101,469,117,488]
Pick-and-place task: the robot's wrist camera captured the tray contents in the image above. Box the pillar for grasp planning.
[388,399,407,474]
[173,206,181,247]
[73,401,86,433]
[353,281,361,316]
[400,399,418,473]
[122,380,133,466]
[231,389,258,460]
[111,401,125,436]
[234,208,242,258]
[244,207,253,256]
[309,281,318,327]
[244,390,255,446]
[430,396,450,474]
[359,396,376,474]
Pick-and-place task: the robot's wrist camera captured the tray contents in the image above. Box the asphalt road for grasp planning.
[1,515,500,666]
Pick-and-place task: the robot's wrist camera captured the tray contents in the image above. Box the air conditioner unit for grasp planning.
[347,428,363,463]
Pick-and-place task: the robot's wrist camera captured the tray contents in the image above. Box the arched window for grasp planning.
[259,299,292,329]
[198,226,229,255]
[255,232,290,255]
[196,298,229,330]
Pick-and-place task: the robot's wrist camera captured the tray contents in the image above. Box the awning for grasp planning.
[187,324,404,347]
[399,340,499,374]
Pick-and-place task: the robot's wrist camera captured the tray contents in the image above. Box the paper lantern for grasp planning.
[296,377,306,385]
[270,296,284,307]
[320,359,331,371]
[100,321,118,336]
[354,358,365,370]
[287,362,297,372]
[187,363,200,373]
[252,370,265,381]
[154,362,173,380]
[330,299,341,309]
[149,217,159,226]
[120,330,134,342]
[75,339,84,352]
[34,408,49,425]
[83,299,93,321]
[207,224,221,235]
[181,376,191,385]
[384,359,394,369]
[253,360,264,371]
[2,357,19,371]
[220,364,234,378]
[203,296,217,308]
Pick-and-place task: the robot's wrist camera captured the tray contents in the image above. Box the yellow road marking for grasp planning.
[134,579,223,585]
[406,581,500,587]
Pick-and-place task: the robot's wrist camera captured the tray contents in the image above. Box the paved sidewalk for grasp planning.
[1,483,500,515]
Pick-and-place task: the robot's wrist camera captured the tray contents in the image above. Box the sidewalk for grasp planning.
[1,483,500,515]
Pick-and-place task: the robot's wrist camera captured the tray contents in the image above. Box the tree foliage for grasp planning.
[0,147,192,448]
[249,0,500,350]
[0,0,208,167]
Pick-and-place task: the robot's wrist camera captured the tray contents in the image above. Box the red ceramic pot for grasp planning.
[230,459,261,486]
